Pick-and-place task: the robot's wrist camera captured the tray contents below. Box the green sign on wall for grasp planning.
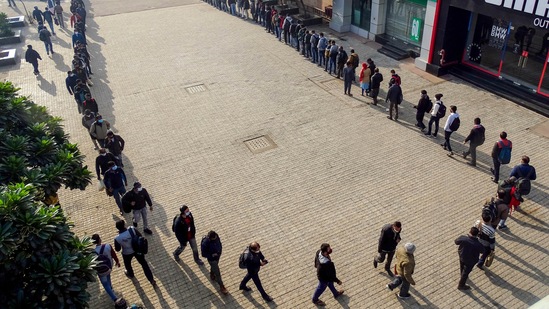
[410,17,423,42]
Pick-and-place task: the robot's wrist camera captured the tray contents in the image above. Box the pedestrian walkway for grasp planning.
[1,1,548,308]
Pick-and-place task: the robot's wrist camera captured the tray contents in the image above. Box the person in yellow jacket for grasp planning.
[386,243,416,299]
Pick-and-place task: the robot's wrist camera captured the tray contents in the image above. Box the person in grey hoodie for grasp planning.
[312,243,344,306]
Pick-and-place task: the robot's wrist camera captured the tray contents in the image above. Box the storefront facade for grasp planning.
[428,0,549,97]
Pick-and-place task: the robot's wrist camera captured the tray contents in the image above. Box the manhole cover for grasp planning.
[244,135,277,154]
[185,84,207,94]
[321,79,343,90]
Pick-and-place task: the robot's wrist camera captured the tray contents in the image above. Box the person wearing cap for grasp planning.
[122,182,153,235]
[386,78,403,121]
[442,105,459,156]
[82,109,100,149]
[425,93,444,138]
[374,221,402,277]
[92,234,120,301]
[173,206,204,265]
[89,114,110,147]
[413,90,431,131]
[114,220,156,285]
[24,45,42,76]
[386,243,416,299]
[33,6,44,24]
[104,161,127,215]
[200,231,228,294]
[312,243,344,306]
[455,227,484,290]
[105,130,125,167]
[239,241,273,302]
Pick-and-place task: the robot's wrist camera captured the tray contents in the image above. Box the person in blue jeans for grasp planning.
[239,242,273,302]
[42,7,56,35]
[92,234,120,302]
[312,243,344,306]
[103,161,127,215]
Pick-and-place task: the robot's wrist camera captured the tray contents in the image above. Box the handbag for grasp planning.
[97,179,105,191]
[485,250,495,267]
[54,17,59,26]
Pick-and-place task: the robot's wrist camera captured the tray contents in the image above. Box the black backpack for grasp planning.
[482,198,497,222]
[121,191,133,213]
[238,247,250,269]
[94,244,113,276]
[426,99,433,113]
[516,168,534,196]
[436,102,446,118]
[449,117,460,132]
[128,228,148,255]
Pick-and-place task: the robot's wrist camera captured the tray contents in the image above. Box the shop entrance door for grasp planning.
[442,6,470,64]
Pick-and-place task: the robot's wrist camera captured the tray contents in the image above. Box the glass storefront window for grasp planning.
[385,0,426,46]
[352,0,371,31]
[463,13,549,95]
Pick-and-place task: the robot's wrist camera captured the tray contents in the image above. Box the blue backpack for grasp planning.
[497,140,512,164]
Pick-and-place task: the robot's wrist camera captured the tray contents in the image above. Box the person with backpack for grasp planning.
[413,90,431,131]
[311,243,344,306]
[173,205,204,265]
[103,161,127,215]
[92,234,120,302]
[441,105,459,156]
[489,190,509,229]
[425,93,445,138]
[239,242,273,302]
[122,182,153,235]
[201,231,228,294]
[374,221,401,277]
[491,132,512,183]
[454,227,484,291]
[386,78,403,121]
[39,27,54,56]
[114,220,156,285]
[475,213,496,270]
[390,69,401,86]
[509,155,536,197]
[462,117,485,166]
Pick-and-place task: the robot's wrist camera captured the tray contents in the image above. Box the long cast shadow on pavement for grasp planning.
[496,244,548,285]
[484,270,541,306]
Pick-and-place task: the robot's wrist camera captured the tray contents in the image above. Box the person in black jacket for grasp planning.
[173,206,204,265]
[386,80,403,121]
[462,117,486,167]
[312,243,344,306]
[105,130,125,167]
[374,221,401,277]
[239,242,273,302]
[103,161,127,215]
[370,68,383,105]
[455,227,485,290]
[414,90,431,131]
[122,182,153,234]
[95,148,117,179]
[25,45,42,76]
[201,231,228,294]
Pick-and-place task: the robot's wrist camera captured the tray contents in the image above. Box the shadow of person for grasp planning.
[496,244,549,285]
[51,52,71,72]
[465,282,497,307]
[483,270,541,306]
[408,286,440,308]
[131,279,155,308]
[37,75,56,95]
[335,293,351,308]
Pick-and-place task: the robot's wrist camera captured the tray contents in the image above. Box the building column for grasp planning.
[329,0,352,32]
[369,0,387,39]
[415,0,437,70]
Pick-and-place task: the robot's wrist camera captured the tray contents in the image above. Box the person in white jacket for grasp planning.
[442,105,459,156]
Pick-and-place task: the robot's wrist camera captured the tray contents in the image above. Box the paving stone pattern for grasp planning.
[1,1,548,308]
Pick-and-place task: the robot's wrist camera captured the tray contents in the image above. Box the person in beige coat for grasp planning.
[386,243,416,299]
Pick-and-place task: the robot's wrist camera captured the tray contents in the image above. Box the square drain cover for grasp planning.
[185,84,207,94]
[244,135,277,154]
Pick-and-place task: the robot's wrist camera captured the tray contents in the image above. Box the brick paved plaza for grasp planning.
[1,0,548,308]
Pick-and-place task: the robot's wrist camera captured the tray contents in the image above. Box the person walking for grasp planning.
[89,114,111,147]
[39,27,54,56]
[441,105,459,156]
[374,221,401,277]
[65,70,78,96]
[173,205,204,265]
[82,93,99,113]
[25,45,42,76]
[370,68,383,105]
[343,61,354,96]
[425,93,444,138]
[239,242,273,302]
[114,220,156,285]
[7,0,16,8]
[42,7,56,35]
[462,117,485,166]
[92,234,120,302]
[311,243,344,306]
[413,90,431,131]
[386,79,403,121]
[454,227,484,290]
[105,130,125,167]
[122,182,153,235]
[82,110,100,149]
[386,243,416,299]
[201,231,228,294]
[490,132,512,183]
[103,161,127,215]
[490,190,510,229]
[33,6,44,24]
[54,1,65,29]
[475,213,496,270]
[509,155,537,197]
[95,148,117,180]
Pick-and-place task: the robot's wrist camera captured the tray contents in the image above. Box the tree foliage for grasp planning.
[0,81,95,308]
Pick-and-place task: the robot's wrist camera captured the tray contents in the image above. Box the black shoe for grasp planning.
[133,222,138,227]
[373,259,378,269]
[467,162,476,167]
[397,293,411,299]
[476,264,484,270]
[386,284,394,291]
[144,228,153,234]
[239,286,252,291]
[458,285,471,290]
[386,269,394,277]
[263,295,273,302]
[124,270,134,278]
[462,151,468,159]
[498,225,508,230]
[490,168,495,175]
[387,116,393,120]
[424,132,431,136]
